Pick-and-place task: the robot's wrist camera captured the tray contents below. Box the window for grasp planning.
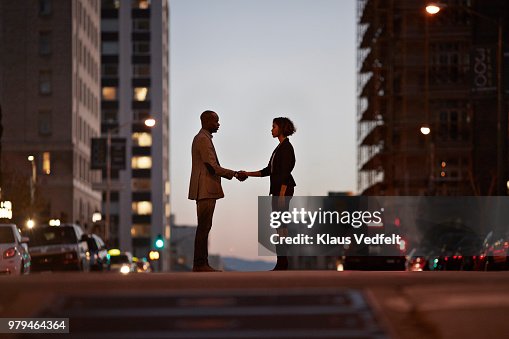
[132,156,152,169]
[42,152,51,175]
[133,64,150,77]
[102,64,118,78]
[131,224,150,237]
[38,111,52,136]
[102,87,117,100]
[131,178,151,191]
[39,0,52,16]
[132,201,152,215]
[39,32,51,55]
[102,0,120,9]
[102,110,118,123]
[430,42,469,85]
[133,41,150,55]
[101,18,118,32]
[101,41,118,55]
[133,18,150,31]
[132,110,150,122]
[39,70,52,94]
[132,132,152,147]
[132,0,150,9]
[133,87,149,101]
[435,100,470,142]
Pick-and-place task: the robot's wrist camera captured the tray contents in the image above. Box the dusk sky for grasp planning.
[169,0,357,263]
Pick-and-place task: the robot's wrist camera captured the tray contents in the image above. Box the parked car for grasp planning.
[0,224,31,275]
[109,250,136,274]
[484,238,509,271]
[84,234,110,271]
[27,224,90,272]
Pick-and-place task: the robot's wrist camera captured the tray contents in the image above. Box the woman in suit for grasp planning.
[243,117,296,270]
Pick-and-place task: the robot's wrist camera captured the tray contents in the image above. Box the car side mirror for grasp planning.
[21,236,29,244]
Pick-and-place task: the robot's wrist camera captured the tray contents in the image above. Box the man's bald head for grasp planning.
[200,110,220,133]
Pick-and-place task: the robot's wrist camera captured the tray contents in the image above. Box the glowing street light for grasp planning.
[420,126,431,135]
[425,3,441,14]
[26,219,35,229]
[144,118,156,127]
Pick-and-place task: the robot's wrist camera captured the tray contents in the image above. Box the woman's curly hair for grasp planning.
[273,117,296,137]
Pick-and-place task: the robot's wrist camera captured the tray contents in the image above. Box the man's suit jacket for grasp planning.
[260,137,296,195]
[188,129,235,201]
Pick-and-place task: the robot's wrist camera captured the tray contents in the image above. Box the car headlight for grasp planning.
[120,265,131,274]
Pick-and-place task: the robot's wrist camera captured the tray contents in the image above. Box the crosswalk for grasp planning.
[33,288,388,338]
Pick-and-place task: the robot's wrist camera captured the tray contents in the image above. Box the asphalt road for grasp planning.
[1,271,508,338]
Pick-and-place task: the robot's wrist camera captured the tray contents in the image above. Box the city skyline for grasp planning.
[169,0,357,261]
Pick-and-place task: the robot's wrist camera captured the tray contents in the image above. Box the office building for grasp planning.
[99,0,170,268]
[0,0,102,227]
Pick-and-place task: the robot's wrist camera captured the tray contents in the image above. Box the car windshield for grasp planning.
[110,255,129,264]
[0,227,15,244]
[28,227,77,246]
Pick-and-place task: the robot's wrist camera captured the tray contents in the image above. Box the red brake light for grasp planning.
[3,247,16,259]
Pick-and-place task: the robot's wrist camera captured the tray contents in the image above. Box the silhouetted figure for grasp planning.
[243,117,297,270]
[188,110,247,272]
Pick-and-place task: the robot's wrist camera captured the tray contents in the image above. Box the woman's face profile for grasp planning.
[271,123,281,138]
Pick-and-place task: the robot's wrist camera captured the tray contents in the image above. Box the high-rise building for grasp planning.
[99,0,170,268]
[0,0,102,227]
[357,0,508,196]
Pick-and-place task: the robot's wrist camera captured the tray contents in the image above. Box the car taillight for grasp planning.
[3,247,16,259]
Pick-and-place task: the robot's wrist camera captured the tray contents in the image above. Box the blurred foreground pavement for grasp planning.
[1,271,508,338]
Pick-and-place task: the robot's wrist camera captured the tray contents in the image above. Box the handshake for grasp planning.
[235,170,248,182]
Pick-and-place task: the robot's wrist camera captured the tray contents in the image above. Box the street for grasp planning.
[1,271,508,338]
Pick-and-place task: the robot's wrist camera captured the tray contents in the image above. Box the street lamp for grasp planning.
[104,118,155,245]
[426,2,505,194]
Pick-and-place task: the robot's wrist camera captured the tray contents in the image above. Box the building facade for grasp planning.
[0,0,102,228]
[99,0,170,268]
[357,0,509,196]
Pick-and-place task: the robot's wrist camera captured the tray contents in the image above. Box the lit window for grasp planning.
[131,178,151,191]
[131,224,150,237]
[165,203,170,217]
[133,87,149,101]
[102,87,117,100]
[132,0,150,9]
[132,201,152,215]
[43,152,51,174]
[132,132,152,147]
[132,156,152,169]
[165,181,170,195]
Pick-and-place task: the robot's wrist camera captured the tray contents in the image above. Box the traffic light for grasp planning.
[154,234,164,249]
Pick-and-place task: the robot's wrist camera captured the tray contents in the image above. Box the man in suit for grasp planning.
[188,110,247,272]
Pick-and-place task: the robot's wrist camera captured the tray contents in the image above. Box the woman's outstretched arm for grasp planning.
[243,170,262,177]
